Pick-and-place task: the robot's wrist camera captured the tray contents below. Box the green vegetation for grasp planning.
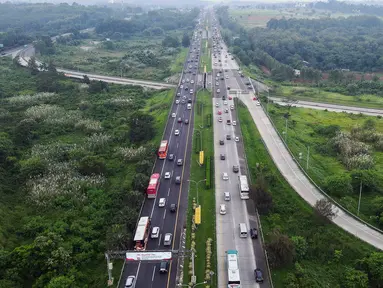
[0,57,173,287]
[183,90,217,287]
[237,99,382,288]
[264,101,383,229]
[200,39,212,73]
[274,85,383,109]
[40,37,188,81]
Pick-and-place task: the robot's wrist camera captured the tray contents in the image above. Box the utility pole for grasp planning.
[105,253,113,286]
[357,180,363,216]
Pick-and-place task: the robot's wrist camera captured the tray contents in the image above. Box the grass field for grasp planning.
[237,100,377,287]
[229,8,356,28]
[183,89,217,287]
[266,103,383,228]
[275,85,383,109]
[40,37,187,81]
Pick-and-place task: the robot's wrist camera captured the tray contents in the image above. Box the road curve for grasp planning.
[269,96,383,116]
[240,93,383,250]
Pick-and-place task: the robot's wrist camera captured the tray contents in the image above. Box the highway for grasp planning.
[118,18,203,288]
[267,96,383,116]
[210,12,270,288]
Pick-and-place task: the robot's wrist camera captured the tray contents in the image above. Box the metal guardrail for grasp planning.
[253,88,383,236]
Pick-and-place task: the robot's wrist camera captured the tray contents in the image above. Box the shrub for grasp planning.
[323,173,353,197]
[195,132,201,153]
[206,156,211,189]
[116,146,147,162]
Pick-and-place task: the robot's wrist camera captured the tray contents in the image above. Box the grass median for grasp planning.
[200,39,212,73]
[237,100,377,287]
[183,89,217,287]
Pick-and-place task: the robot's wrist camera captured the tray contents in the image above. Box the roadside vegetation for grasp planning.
[263,101,383,229]
[183,90,217,287]
[0,57,173,287]
[237,99,382,288]
[200,39,212,73]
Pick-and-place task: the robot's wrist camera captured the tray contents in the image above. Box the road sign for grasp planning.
[126,251,172,261]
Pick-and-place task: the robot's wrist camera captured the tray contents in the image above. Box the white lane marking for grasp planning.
[177,142,179,149]
[135,262,141,285]
[163,209,167,220]
[167,188,171,197]
[158,234,162,247]
[151,266,156,282]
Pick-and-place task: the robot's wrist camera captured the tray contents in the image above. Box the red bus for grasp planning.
[147,173,160,199]
[134,216,151,251]
[158,140,169,159]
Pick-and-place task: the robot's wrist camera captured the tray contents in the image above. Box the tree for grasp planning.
[250,183,273,215]
[83,75,90,84]
[182,33,190,47]
[128,112,155,144]
[162,35,180,48]
[314,198,337,222]
[266,229,295,268]
[132,173,149,192]
[27,56,39,75]
[78,156,106,175]
[136,160,152,175]
[19,157,46,179]
[323,173,353,197]
[47,61,57,73]
[357,252,383,286]
[342,267,369,288]
[291,236,308,260]
[14,118,37,146]
[0,133,13,164]
[46,275,75,288]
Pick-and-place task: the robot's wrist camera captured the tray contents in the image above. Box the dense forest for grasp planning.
[95,8,199,38]
[0,57,169,287]
[263,16,383,72]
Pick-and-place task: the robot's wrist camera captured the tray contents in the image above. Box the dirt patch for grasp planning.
[261,65,271,75]
[80,46,94,51]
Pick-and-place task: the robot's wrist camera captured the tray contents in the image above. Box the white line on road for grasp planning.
[163,209,167,220]
[151,266,156,282]
[158,234,162,247]
[168,188,171,197]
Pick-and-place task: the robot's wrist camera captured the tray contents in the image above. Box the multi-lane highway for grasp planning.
[118,18,204,288]
[210,12,271,288]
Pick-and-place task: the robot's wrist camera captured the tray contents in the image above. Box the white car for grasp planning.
[215,102,219,107]
[164,172,171,179]
[224,101,228,105]
[174,129,180,136]
[172,113,176,118]
[225,75,229,79]
[125,276,136,287]
[220,204,227,215]
[191,80,194,84]
[256,101,261,106]
[180,85,183,89]
[232,121,237,126]
[218,117,223,122]
[176,100,180,104]
[235,136,239,142]
[151,227,160,238]
[159,198,166,207]
[222,172,229,181]
[230,105,234,110]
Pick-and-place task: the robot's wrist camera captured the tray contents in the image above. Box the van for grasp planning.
[239,223,248,238]
[159,261,169,273]
[187,103,192,110]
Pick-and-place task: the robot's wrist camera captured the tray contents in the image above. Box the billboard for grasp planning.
[126,251,172,261]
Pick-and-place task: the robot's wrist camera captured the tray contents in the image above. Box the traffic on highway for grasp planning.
[118,14,204,288]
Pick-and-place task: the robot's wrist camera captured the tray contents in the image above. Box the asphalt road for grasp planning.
[268,96,383,116]
[118,24,203,288]
[240,88,383,251]
[211,15,270,288]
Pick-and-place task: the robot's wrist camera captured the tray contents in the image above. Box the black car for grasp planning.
[219,140,224,145]
[254,268,263,283]
[226,134,231,140]
[188,98,192,103]
[220,154,226,160]
[233,165,239,173]
[160,261,169,273]
[170,204,177,213]
[250,228,258,239]
[168,154,174,161]
[222,95,226,100]
[184,119,189,124]
[227,86,231,90]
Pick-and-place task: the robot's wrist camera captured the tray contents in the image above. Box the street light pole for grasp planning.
[284,118,288,142]
[188,179,206,205]
[357,180,363,216]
